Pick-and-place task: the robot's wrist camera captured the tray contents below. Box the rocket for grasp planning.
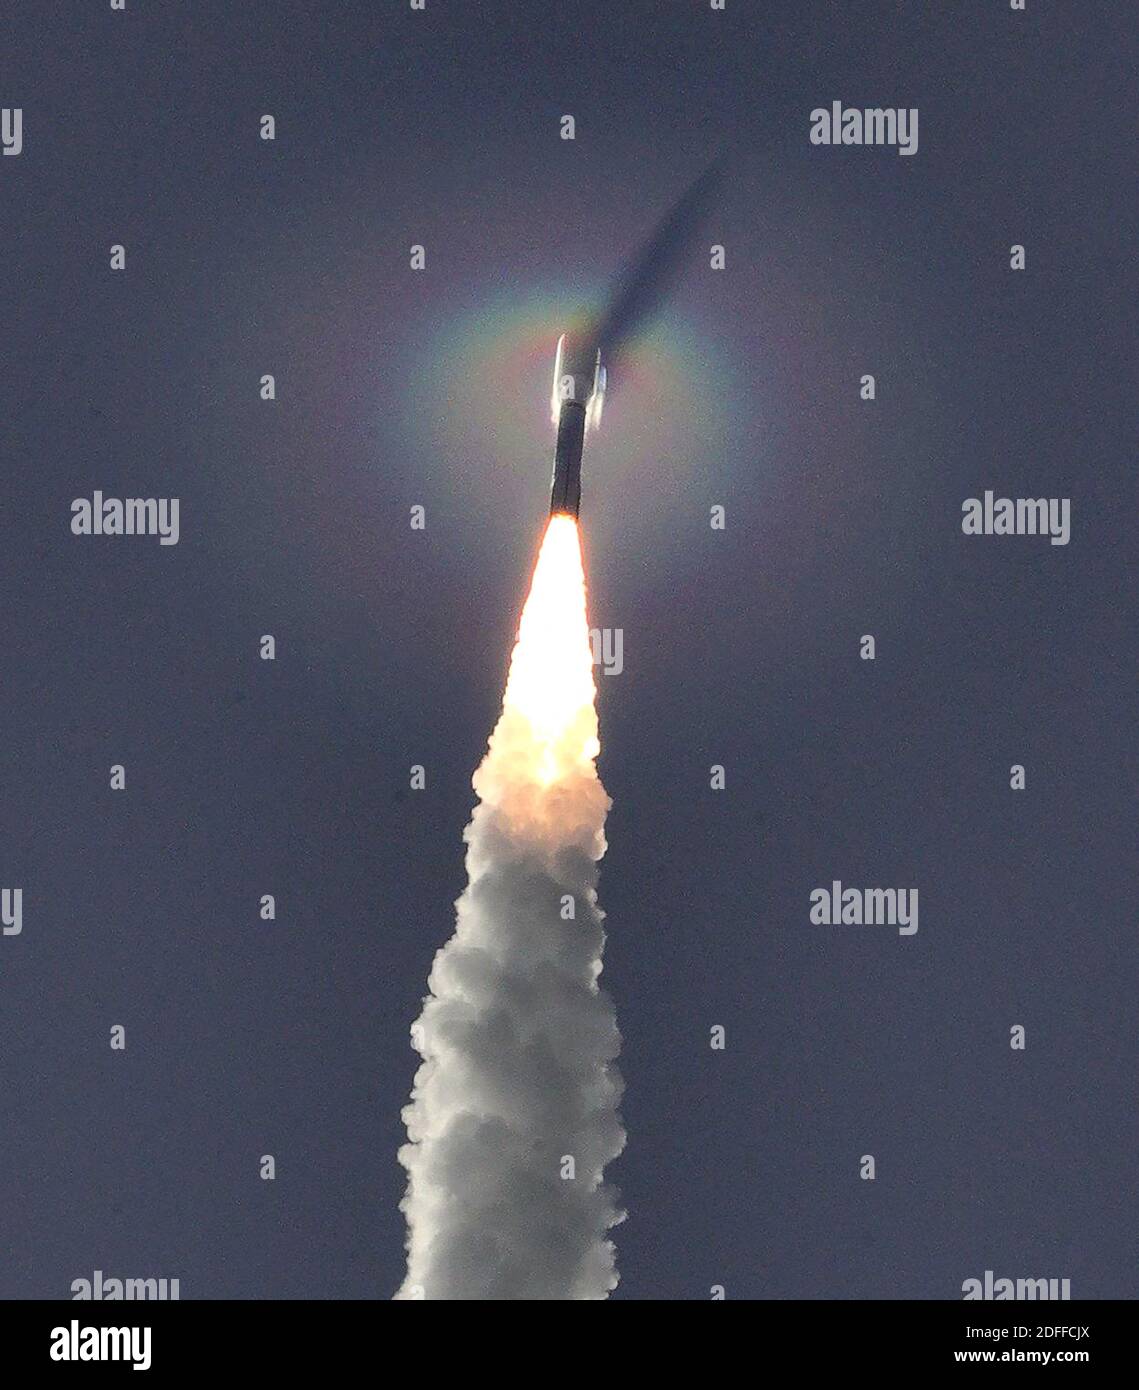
[544,156,721,518]
[548,335,606,518]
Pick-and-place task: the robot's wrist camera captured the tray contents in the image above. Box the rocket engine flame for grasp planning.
[499,516,599,784]
[396,517,625,1300]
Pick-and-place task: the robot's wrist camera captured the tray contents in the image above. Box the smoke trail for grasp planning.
[590,158,723,371]
[396,516,625,1300]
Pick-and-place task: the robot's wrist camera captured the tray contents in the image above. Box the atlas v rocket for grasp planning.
[548,335,606,518]
[543,157,721,519]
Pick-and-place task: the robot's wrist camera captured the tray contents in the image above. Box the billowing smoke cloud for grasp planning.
[396,517,625,1300]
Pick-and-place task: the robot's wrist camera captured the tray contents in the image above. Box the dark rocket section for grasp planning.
[549,402,586,517]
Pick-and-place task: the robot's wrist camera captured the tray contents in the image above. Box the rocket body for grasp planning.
[538,159,720,519]
[548,335,605,518]
[549,401,586,517]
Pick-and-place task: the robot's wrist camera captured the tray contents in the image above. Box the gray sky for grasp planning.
[0,0,1134,1299]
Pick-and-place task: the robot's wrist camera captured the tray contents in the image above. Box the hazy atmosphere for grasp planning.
[1,1,1134,1300]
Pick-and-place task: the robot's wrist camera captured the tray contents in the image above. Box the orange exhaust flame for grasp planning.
[480,516,600,796]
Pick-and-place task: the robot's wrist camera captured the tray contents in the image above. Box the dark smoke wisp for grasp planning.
[589,158,723,370]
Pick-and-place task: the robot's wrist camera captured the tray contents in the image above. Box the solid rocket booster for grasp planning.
[549,335,606,518]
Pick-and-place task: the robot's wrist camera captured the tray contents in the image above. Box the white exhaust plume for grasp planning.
[396,516,625,1300]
